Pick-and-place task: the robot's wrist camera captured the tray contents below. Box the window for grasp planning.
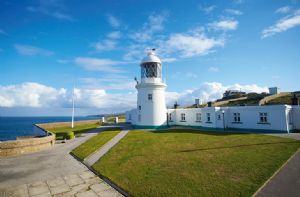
[141,62,162,78]
[129,114,131,120]
[207,113,211,122]
[217,115,221,120]
[138,114,141,122]
[196,113,201,122]
[169,113,172,121]
[138,105,141,110]
[148,94,152,101]
[233,113,241,122]
[259,113,268,123]
[288,111,292,124]
[181,113,186,121]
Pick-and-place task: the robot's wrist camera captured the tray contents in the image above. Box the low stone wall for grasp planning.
[0,126,55,157]
[37,119,100,130]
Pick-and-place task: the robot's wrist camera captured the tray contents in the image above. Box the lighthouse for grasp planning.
[135,49,167,128]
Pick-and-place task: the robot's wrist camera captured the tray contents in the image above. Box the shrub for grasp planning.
[55,131,75,140]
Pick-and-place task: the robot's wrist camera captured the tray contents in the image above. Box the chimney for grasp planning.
[291,94,299,105]
[195,99,200,108]
[174,102,179,109]
[207,101,212,107]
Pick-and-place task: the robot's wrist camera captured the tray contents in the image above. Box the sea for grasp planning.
[0,116,100,141]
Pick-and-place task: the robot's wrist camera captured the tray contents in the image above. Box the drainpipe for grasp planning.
[222,110,225,131]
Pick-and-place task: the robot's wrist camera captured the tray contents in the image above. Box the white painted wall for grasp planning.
[224,105,289,132]
[292,106,300,130]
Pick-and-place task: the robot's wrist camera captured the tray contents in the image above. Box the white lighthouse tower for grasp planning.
[135,49,167,128]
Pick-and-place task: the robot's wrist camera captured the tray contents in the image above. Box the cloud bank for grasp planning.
[0,82,268,115]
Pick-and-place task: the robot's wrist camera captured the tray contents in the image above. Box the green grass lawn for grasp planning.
[92,129,300,197]
[72,130,121,160]
[48,123,100,140]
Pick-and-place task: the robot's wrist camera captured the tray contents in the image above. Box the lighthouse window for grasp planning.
[148,94,152,101]
[138,105,141,110]
[141,62,161,78]
[180,113,186,122]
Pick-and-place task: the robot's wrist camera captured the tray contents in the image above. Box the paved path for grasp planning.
[84,130,129,166]
[0,126,125,196]
[255,133,300,197]
[266,133,300,141]
[1,170,122,197]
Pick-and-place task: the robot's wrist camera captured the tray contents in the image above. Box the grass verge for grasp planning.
[71,129,121,160]
[92,129,300,197]
[48,123,100,140]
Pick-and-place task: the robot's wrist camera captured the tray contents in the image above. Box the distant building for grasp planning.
[269,87,279,95]
[125,51,300,133]
[223,90,246,99]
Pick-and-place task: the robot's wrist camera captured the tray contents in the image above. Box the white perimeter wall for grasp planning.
[292,106,300,130]
[224,105,290,132]
[166,105,290,132]
[126,105,293,132]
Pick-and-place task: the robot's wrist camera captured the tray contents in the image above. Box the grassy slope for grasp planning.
[72,130,121,160]
[48,123,100,140]
[266,92,300,105]
[93,129,300,197]
[219,97,262,106]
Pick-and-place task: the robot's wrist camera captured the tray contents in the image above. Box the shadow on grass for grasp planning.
[149,129,249,136]
[178,141,300,153]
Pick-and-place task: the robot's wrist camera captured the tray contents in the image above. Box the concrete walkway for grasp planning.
[255,133,300,197]
[265,133,300,141]
[0,126,124,196]
[2,170,122,197]
[84,130,129,166]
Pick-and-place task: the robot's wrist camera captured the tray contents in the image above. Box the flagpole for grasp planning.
[71,86,75,128]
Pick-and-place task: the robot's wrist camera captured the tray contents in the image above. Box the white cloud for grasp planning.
[210,19,239,31]
[0,82,136,111]
[75,57,123,73]
[107,31,122,39]
[0,82,66,107]
[91,32,121,52]
[80,76,136,90]
[130,13,168,42]
[199,5,216,14]
[262,9,300,38]
[208,66,219,72]
[165,82,268,106]
[225,9,243,15]
[276,6,291,14]
[26,2,74,22]
[161,57,177,63]
[15,44,54,56]
[107,15,121,28]
[0,82,268,114]
[91,39,117,51]
[164,33,224,57]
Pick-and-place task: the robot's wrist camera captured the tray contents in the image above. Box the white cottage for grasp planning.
[125,51,300,133]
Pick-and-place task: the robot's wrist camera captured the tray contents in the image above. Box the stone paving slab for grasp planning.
[1,170,123,197]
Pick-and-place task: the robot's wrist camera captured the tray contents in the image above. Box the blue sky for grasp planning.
[1,0,300,116]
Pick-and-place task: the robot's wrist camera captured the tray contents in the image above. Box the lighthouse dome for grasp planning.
[141,50,161,64]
